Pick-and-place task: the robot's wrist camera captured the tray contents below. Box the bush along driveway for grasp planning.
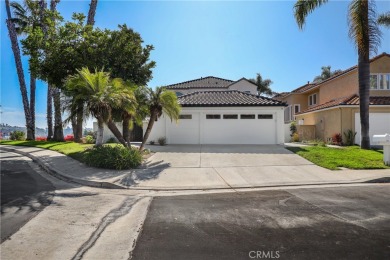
[286,145,389,170]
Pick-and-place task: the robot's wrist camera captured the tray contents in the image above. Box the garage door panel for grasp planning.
[202,114,276,144]
[167,113,199,144]
[355,113,390,144]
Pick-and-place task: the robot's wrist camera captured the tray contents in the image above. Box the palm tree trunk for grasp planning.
[52,88,64,141]
[107,119,127,147]
[95,117,104,146]
[29,76,36,140]
[87,0,98,26]
[122,114,131,146]
[5,0,33,140]
[358,53,371,149]
[76,106,84,142]
[47,85,53,140]
[358,2,370,150]
[139,111,157,151]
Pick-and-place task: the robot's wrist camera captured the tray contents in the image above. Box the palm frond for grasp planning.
[348,0,381,56]
[294,0,329,29]
[378,12,390,27]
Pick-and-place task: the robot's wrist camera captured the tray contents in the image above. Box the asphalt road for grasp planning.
[1,150,56,242]
[132,185,390,260]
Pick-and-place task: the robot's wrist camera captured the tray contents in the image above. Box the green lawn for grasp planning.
[286,145,389,170]
[0,140,96,162]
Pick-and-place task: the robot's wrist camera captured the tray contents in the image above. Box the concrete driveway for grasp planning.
[145,144,312,168]
[125,144,389,190]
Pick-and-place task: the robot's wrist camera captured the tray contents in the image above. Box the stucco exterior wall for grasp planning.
[295,106,390,142]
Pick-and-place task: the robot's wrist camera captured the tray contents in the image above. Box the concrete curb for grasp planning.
[1,146,126,190]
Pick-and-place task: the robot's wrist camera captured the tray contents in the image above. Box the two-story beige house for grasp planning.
[275,53,390,144]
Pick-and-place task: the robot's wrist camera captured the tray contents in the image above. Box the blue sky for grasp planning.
[1,0,389,128]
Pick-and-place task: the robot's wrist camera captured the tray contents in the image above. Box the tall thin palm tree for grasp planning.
[5,0,34,140]
[294,0,381,149]
[139,87,181,151]
[249,73,274,96]
[64,68,136,147]
[87,0,98,26]
[69,0,99,142]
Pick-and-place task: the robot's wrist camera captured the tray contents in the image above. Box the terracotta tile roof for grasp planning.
[178,90,287,107]
[297,95,390,115]
[291,83,317,93]
[165,76,234,89]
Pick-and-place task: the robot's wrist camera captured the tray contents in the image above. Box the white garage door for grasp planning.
[355,113,390,144]
[167,112,277,144]
[167,113,200,144]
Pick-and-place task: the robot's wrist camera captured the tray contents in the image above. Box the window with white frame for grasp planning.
[370,73,390,90]
[308,93,317,106]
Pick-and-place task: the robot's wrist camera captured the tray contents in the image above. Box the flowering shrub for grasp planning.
[332,133,342,145]
[64,134,74,141]
[36,136,47,141]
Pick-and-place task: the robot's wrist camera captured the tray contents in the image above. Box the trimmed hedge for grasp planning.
[84,145,142,170]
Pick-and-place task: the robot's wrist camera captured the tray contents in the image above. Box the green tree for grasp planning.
[313,66,342,82]
[294,0,382,149]
[64,68,136,147]
[5,0,35,140]
[249,73,274,96]
[139,87,181,151]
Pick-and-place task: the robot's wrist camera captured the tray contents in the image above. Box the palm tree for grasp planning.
[115,85,149,146]
[64,68,136,147]
[249,73,274,96]
[5,0,34,140]
[313,66,342,82]
[139,87,181,151]
[87,0,98,26]
[294,0,382,149]
[378,12,390,27]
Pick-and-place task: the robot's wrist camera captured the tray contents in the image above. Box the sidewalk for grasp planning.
[1,145,389,190]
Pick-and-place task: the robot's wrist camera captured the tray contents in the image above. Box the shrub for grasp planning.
[344,130,357,146]
[158,137,167,146]
[36,136,47,141]
[106,137,118,143]
[290,121,297,137]
[85,135,95,144]
[64,134,74,141]
[84,145,142,170]
[332,133,342,145]
[149,140,155,145]
[291,132,299,142]
[10,131,25,141]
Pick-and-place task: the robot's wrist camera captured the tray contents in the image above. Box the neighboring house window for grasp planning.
[284,106,292,122]
[258,114,273,119]
[179,114,192,119]
[240,114,255,119]
[206,114,221,119]
[308,94,317,106]
[223,114,238,119]
[175,92,183,96]
[294,104,300,114]
[370,73,390,90]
